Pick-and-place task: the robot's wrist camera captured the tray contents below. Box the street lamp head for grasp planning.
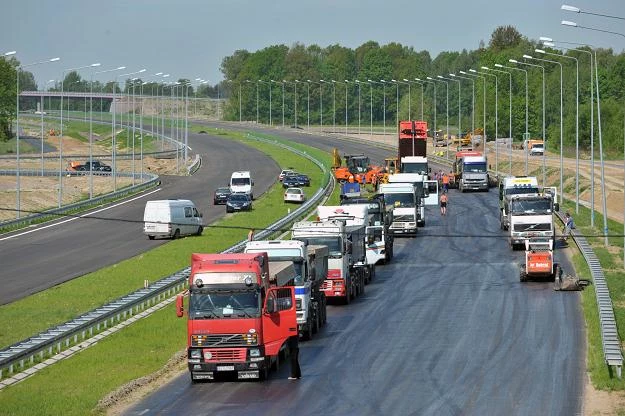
[535,49,546,54]
[162,74,170,78]
[154,72,163,76]
[368,79,373,82]
[540,36,553,42]
[117,66,126,70]
[494,64,503,68]
[481,66,489,70]
[138,69,146,73]
[509,59,518,63]
[3,51,16,56]
[414,78,421,81]
[307,79,312,82]
[459,71,467,75]
[391,79,397,82]
[543,41,556,47]
[561,4,580,13]
[320,79,325,82]
[426,76,433,80]
[90,63,101,67]
[522,54,533,59]
[49,57,60,62]
[468,69,477,73]
[449,73,456,77]
[402,78,409,82]
[562,20,578,27]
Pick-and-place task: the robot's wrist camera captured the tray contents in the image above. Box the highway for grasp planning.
[123,184,584,415]
[0,131,279,305]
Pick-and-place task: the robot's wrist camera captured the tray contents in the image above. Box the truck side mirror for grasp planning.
[554,203,560,212]
[265,298,277,314]
[176,295,184,318]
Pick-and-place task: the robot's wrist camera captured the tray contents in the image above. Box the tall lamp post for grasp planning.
[472,69,499,174]
[440,75,461,144]
[390,79,401,134]
[496,63,528,175]
[510,59,546,187]
[430,76,449,159]
[484,66,513,175]
[355,80,362,135]
[343,80,350,135]
[417,78,437,145]
[538,44,580,213]
[412,79,425,120]
[40,79,56,175]
[561,16,624,245]
[450,73,474,135]
[15,55,59,218]
[367,79,381,137]
[525,54,563,202]
[380,80,389,135]
[460,70,487,159]
[85,62,104,198]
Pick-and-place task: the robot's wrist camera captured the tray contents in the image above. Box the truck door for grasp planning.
[543,186,559,211]
[262,287,297,357]
[424,180,439,206]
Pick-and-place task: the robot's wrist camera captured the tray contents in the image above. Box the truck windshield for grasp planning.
[464,162,487,173]
[505,187,539,196]
[402,163,428,174]
[294,237,342,257]
[189,289,260,319]
[383,193,415,208]
[511,199,552,214]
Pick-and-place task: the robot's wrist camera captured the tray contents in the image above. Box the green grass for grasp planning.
[0,128,331,350]
[0,128,337,415]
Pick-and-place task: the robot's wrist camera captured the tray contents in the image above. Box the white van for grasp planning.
[230,171,254,199]
[143,199,203,240]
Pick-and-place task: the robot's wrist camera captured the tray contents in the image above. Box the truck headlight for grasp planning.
[295,298,302,310]
[249,348,261,357]
[190,349,202,359]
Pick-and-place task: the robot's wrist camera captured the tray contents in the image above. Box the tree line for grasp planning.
[219,25,625,156]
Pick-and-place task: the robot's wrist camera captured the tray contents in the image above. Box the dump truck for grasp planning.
[507,193,555,250]
[498,176,540,231]
[452,150,489,192]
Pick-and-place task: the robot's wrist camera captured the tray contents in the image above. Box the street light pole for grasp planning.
[497,63,529,175]
[41,79,55,175]
[430,76,449,159]
[474,69,499,174]
[417,78,436,146]
[484,66,513,175]
[510,59,546,187]
[526,54,563,202]
[450,73,474,135]
[462,71,487,160]
[355,80,362,136]
[15,55,60,218]
[440,75,461,143]
[380,80,388,136]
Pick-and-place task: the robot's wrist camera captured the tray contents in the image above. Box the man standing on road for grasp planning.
[562,212,575,241]
[440,191,448,216]
[288,335,301,380]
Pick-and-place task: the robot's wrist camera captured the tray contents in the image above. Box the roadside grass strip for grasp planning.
[0,129,334,414]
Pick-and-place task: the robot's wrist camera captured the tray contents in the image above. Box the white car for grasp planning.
[284,187,305,203]
[279,169,295,182]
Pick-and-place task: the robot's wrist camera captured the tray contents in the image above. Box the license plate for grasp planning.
[217,365,235,371]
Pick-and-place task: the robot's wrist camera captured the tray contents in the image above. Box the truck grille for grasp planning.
[393,215,414,222]
[203,348,247,362]
[513,223,551,232]
[321,280,333,290]
[192,333,257,347]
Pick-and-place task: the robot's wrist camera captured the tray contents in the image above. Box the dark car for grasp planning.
[213,186,231,205]
[226,193,253,213]
[282,174,301,188]
[294,173,310,187]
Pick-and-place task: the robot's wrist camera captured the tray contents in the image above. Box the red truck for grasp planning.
[176,252,297,382]
[398,120,428,161]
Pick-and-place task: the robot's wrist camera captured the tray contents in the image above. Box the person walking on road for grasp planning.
[442,173,450,192]
[440,191,448,216]
[288,335,301,380]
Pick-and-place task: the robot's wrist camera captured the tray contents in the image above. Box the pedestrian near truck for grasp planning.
[561,212,575,241]
[440,192,448,216]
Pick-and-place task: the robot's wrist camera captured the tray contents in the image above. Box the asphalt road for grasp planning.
[124,186,584,416]
[120,125,584,415]
[0,131,279,305]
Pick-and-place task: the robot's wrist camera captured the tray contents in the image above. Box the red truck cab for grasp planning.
[176,253,297,382]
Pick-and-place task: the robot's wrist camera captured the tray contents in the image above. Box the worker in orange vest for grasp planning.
[442,173,450,192]
[348,174,354,183]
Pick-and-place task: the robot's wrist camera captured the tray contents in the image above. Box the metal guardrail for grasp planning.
[0,133,333,382]
[557,212,623,377]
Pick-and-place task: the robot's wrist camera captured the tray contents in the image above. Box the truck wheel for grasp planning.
[196,226,203,236]
[259,365,269,381]
[172,229,180,239]
[520,269,528,282]
[302,322,312,341]
[148,235,155,240]
[553,263,562,282]
[312,309,320,334]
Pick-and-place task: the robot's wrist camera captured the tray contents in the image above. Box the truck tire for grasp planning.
[148,235,155,240]
[172,229,180,239]
[553,263,561,282]
[259,365,269,381]
[519,264,528,282]
[196,226,203,236]
[302,317,313,341]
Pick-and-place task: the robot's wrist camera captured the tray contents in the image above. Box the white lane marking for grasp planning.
[0,188,161,242]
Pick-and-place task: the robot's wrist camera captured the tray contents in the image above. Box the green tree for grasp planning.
[0,57,17,141]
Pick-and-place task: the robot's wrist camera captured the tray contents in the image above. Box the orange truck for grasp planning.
[398,120,427,161]
[176,252,297,381]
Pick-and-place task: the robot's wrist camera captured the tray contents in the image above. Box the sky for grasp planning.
[2,0,624,89]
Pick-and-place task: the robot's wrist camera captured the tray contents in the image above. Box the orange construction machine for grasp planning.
[519,238,561,282]
[332,148,383,184]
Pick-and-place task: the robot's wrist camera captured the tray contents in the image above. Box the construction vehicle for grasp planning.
[519,238,561,282]
[176,252,297,381]
[452,150,489,192]
[292,218,366,305]
[498,176,540,231]
[507,193,555,250]
[387,172,438,227]
[341,195,394,264]
[332,149,382,184]
[244,240,329,341]
[378,181,418,235]
[398,120,428,159]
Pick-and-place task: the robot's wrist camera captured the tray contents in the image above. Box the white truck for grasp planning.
[387,172,438,227]
[292,219,366,305]
[317,205,376,283]
[454,154,489,192]
[498,176,540,231]
[143,199,203,240]
[341,196,394,264]
[507,193,555,250]
[244,240,328,340]
[378,182,418,235]
[400,155,429,178]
